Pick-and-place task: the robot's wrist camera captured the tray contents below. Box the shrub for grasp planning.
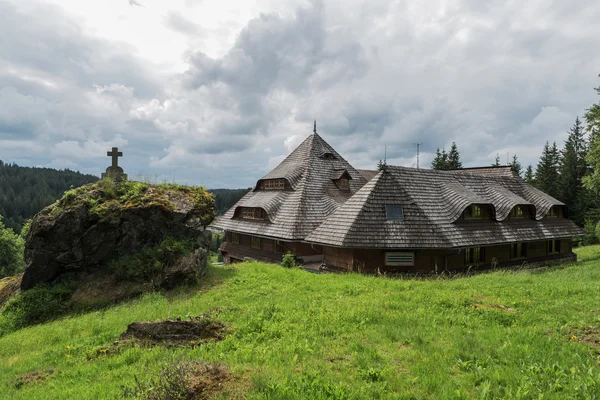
[0,283,73,335]
[109,238,196,282]
[581,218,600,245]
[281,252,296,268]
[0,216,25,278]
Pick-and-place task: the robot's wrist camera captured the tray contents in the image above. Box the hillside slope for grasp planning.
[1,247,599,399]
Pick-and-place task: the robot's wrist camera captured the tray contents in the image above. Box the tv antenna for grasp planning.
[413,142,424,169]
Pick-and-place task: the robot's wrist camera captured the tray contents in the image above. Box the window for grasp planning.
[262,179,285,190]
[322,152,336,160]
[251,236,261,249]
[386,204,404,221]
[275,240,285,253]
[465,247,484,264]
[464,205,483,220]
[334,178,350,191]
[231,232,240,244]
[546,207,559,218]
[510,206,524,219]
[547,240,561,254]
[510,243,526,259]
[241,207,267,220]
[385,252,414,266]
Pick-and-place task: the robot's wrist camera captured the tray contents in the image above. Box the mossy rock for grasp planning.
[21,179,215,290]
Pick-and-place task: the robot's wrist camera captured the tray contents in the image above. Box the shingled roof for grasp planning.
[305,166,584,249]
[210,133,368,240]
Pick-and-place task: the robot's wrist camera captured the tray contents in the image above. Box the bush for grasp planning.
[581,218,600,246]
[281,252,296,268]
[109,237,196,282]
[0,215,25,278]
[0,283,73,335]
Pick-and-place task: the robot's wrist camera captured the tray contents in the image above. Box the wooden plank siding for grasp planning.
[221,231,323,264]
[324,240,574,273]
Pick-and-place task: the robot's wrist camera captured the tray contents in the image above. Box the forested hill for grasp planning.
[211,188,252,215]
[0,161,99,232]
[0,161,251,232]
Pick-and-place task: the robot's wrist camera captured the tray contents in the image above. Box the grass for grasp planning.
[1,246,599,399]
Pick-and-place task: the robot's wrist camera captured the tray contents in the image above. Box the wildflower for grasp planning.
[65,345,71,350]
[65,354,71,359]
[571,335,577,340]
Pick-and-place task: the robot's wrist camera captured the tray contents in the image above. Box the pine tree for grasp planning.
[535,141,560,198]
[524,165,534,184]
[559,117,588,224]
[377,159,388,171]
[509,154,522,177]
[446,142,462,169]
[492,154,501,167]
[431,148,449,170]
[583,75,600,193]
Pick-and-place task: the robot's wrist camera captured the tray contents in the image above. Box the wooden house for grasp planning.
[212,131,584,272]
[211,131,369,266]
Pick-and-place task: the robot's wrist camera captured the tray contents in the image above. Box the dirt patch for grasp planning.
[13,370,55,389]
[570,327,600,347]
[0,274,22,309]
[124,361,238,400]
[118,318,226,347]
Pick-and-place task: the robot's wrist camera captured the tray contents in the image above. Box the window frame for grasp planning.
[241,207,267,220]
[385,252,414,267]
[510,242,526,259]
[251,236,261,249]
[385,204,405,221]
[510,206,525,219]
[547,239,561,254]
[262,179,286,190]
[231,232,240,244]
[546,207,559,218]
[464,205,483,220]
[465,247,484,264]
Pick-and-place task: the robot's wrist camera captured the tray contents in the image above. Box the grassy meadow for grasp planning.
[1,246,600,399]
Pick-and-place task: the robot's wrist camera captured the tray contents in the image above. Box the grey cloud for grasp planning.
[2,0,600,188]
[164,11,204,36]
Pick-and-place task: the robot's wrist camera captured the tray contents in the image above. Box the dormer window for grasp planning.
[261,179,285,190]
[510,206,525,219]
[335,178,349,190]
[332,169,352,191]
[546,206,560,218]
[464,205,483,220]
[322,152,336,160]
[386,204,404,221]
[240,207,267,220]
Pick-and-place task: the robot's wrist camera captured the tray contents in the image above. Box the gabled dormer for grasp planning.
[332,169,352,191]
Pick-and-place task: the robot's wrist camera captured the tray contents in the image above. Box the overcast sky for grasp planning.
[1,0,599,188]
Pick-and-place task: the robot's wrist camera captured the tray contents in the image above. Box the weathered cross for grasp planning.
[107,147,123,168]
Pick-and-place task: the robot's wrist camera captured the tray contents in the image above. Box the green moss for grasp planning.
[46,179,215,223]
[109,237,197,282]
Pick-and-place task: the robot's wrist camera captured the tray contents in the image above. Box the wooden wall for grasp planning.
[324,240,575,272]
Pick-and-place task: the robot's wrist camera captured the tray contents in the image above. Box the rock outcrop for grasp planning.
[21,180,214,290]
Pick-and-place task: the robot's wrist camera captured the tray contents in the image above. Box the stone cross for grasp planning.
[102,147,127,182]
[108,147,123,169]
